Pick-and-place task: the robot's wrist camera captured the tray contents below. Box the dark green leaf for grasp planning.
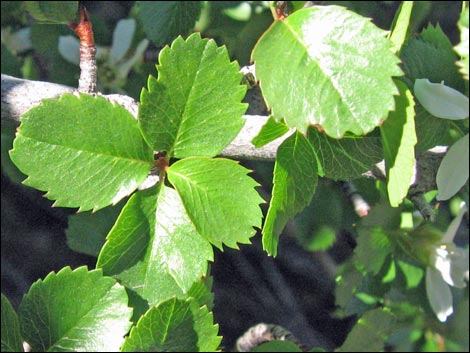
[307,128,383,180]
[262,131,318,256]
[97,185,213,307]
[253,340,302,352]
[9,94,153,212]
[1,294,23,352]
[414,104,454,153]
[353,227,392,275]
[18,266,132,352]
[337,308,395,352]
[66,200,126,257]
[139,33,247,158]
[121,298,221,352]
[380,80,416,207]
[137,1,202,46]
[167,157,264,249]
[25,1,78,24]
[252,116,290,148]
[396,260,424,288]
[401,24,465,92]
[252,5,402,138]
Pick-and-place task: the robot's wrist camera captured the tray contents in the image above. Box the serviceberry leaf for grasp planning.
[9,94,153,212]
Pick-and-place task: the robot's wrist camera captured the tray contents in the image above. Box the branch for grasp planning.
[1,74,446,218]
[1,74,281,160]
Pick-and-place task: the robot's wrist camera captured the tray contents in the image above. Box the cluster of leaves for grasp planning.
[1,1,469,352]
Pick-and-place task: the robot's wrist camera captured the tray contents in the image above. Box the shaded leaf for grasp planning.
[380,80,417,207]
[139,33,247,158]
[337,308,395,352]
[253,340,302,352]
[66,200,126,257]
[354,227,392,275]
[1,294,23,352]
[18,266,132,352]
[401,24,465,92]
[97,185,213,307]
[252,5,402,137]
[137,1,202,46]
[262,131,318,256]
[25,1,78,24]
[9,94,153,212]
[307,128,383,180]
[167,157,263,249]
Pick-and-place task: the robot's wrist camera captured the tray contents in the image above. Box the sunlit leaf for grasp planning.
[18,267,132,352]
[97,185,213,307]
[167,157,263,249]
[9,94,153,211]
[380,80,416,207]
[252,5,402,137]
[139,33,247,158]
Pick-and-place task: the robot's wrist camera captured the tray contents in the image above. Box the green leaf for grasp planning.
[137,1,202,47]
[414,104,454,153]
[97,185,213,307]
[396,259,424,288]
[121,298,197,352]
[354,227,392,275]
[167,157,263,249]
[455,7,469,80]
[66,200,126,257]
[436,133,469,200]
[401,24,465,92]
[121,298,221,352]
[389,1,413,53]
[307,128,383,180]
[380,80,417,207]
[1,294,23,352]
[24,1,78,24]
[262,131,318,256]
[18,266,132,352]
[189,300,221,352]
[187,276,215,310]
[337,308,395,352]
[253,340,303,352]
[252,5,402,138]
[251,116,290,148]
[9,94,153,212]
[139,33,247,158]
